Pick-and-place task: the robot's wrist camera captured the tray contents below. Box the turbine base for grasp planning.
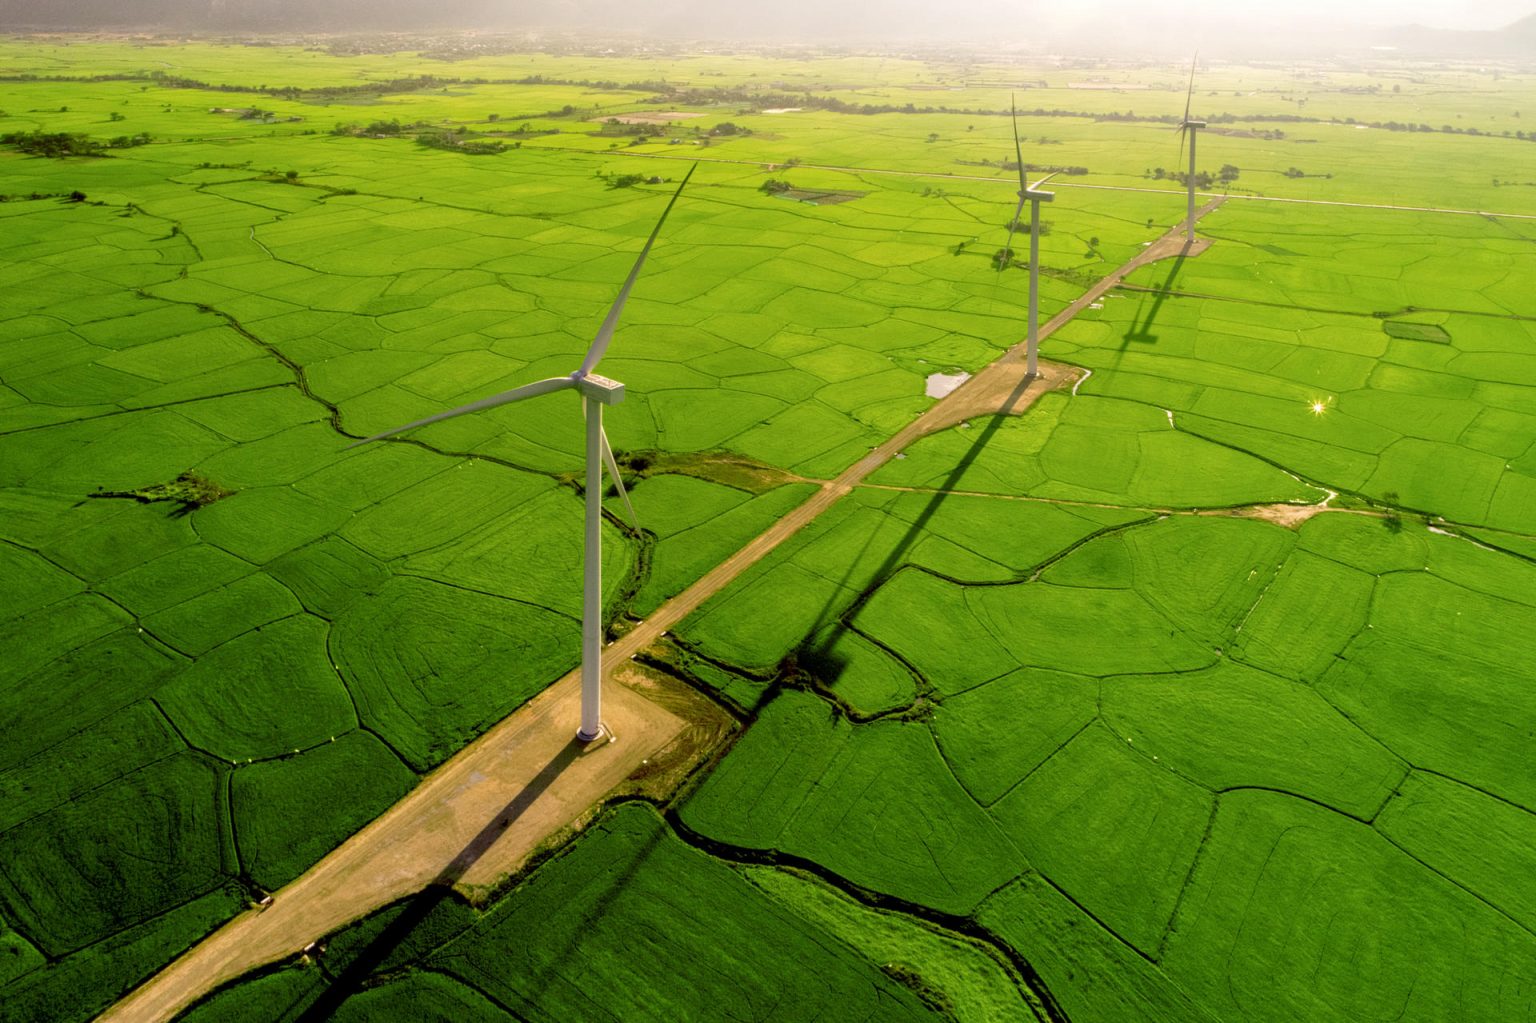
[575,725,607,744]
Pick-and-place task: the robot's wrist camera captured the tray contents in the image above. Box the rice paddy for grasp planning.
[2,35,1534,1023]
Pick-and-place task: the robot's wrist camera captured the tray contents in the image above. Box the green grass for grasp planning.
[179,804,953,1022]
[979,872,1222,1023]
[682,690,1022,915]
[157,615,357,761]
[1375,771,1536,933]
[0,888,247,1023]
[0,753,229,957]
[1383,320,1452,344]
[743,865,1043,1022]
[332,576,577,771]
[230,731,416,891]
[1162,790,1536,1022]
[990,724,1211,954]
[871,393,1324,507]
[1100,661,1405,818]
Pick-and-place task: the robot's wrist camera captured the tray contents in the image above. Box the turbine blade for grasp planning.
[577,162,698,376]
[1182,51,1198,124]
[1177,124,1187,166]
[345,376,575,448]
[1029,172,1058,191]
[1000,196,1025,273]
[600,427,639,529]
[1010,94,1028,192]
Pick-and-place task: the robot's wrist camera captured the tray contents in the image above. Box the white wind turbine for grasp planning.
[1175,53,1205,242]
[349,164,696,743]
[1000,97,1056,379]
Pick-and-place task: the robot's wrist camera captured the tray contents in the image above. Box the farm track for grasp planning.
[99,200,1229,1023]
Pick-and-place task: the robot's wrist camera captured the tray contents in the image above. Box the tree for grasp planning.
[1218,163,1240,184]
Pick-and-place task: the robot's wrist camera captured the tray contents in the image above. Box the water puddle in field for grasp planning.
[926,371,971,398]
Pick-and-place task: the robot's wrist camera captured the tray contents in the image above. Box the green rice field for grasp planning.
[1,35,1534,1023]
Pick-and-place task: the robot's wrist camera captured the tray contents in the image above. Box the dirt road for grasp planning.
[99,202,1226,1023]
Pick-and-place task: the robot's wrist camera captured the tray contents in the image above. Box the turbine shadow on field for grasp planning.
[796,370,1038,690]
[1121,244,1192,347]
[291,738,585,1022]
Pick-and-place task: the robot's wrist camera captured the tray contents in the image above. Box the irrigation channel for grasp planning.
[101,200,1230,1023]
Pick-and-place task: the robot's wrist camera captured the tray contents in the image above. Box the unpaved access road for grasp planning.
[99,200,1227,1023]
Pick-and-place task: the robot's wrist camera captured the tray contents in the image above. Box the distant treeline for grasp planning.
[0,71,664,101]
[3,72,1533,142]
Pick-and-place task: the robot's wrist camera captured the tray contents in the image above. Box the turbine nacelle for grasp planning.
[575,373,625,405]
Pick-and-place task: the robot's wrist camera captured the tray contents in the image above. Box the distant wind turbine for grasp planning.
[1001,96,1055,379]
[1175,53,1206,242]
[349,164,697,743]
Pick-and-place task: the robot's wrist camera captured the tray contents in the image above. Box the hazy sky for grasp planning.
[1061,0,1529,30]
[0,0,1531,38]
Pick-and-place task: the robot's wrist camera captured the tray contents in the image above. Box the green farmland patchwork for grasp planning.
[4,37,1536,1023]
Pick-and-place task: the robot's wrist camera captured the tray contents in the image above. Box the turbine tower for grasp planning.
[1175,53,1205,242]
[349,165,696,743]
[1001,97,1055,379]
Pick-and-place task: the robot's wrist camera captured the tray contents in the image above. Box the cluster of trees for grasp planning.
[0,130,149,157]
[510,74,671,93]
[598,119,666,137]
[1147,168,1214,188]
[1004,215,1053,234]
[331,118,430,136]
[415,132,506,155]
[992,159,1090,176]
[0,190,82,202]
[1145,165,1240,187]
[759,179,793,194]
[330,118,514,155]
[608,173,664,189]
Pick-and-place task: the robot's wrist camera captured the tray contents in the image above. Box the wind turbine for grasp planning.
[1175,53,1205,242]
[1001,97,1055,379]
[349,164,696,743]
